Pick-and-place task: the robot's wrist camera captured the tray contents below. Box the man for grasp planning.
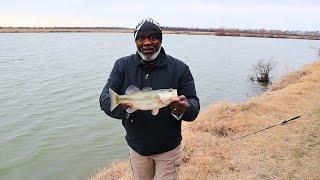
[99,18,200,180]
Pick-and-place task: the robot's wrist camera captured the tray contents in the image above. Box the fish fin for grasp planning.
[109,88,120,111]
[125,85,140,94]
[126,108,137,114]
[151,109,159,115]
[141,86,153,92]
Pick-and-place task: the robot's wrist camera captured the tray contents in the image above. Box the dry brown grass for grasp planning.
[90,61,320,180]
[90,161,133,180]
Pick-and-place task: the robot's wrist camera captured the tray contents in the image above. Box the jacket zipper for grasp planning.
[144,66,152,154]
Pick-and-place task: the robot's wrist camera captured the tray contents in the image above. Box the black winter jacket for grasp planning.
[99,48,200,156]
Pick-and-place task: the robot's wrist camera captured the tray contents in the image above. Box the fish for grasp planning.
[109,85,179,115]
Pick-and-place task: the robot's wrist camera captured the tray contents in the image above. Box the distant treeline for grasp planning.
[0,26,131,29]
[1,26,319,40]
[164,26,320,40]
[162,26,215,32]
[163,26,320,36]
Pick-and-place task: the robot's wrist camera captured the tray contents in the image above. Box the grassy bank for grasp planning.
[90,61,320,180]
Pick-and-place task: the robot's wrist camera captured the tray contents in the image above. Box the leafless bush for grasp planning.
[249,59,275,83]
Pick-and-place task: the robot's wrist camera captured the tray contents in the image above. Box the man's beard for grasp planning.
[137,46,161,62]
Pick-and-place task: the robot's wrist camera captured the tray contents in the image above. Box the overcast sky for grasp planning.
[1,0,319,31]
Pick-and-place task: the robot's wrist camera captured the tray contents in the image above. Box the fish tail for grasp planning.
[109,88,120,111]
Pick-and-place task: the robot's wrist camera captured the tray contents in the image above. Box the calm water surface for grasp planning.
[0,33,319,180]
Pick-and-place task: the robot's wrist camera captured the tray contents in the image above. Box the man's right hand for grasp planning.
[122,103,133,110]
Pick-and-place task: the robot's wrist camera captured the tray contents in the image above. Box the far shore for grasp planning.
[1,27,320,40]
[0,27,134,33]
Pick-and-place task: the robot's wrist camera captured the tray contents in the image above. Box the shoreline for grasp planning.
[90,60,320,179]
[0,28,133,33]
[1,28,319,40]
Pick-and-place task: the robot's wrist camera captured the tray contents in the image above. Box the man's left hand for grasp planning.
[169,95,189,115]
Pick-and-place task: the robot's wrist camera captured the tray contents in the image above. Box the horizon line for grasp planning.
[1,26,319,33]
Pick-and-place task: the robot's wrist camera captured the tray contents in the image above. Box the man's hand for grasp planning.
[169,95,189,115]
[122,103,133,110]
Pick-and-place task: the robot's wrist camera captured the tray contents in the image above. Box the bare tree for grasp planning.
[250,59,275,83]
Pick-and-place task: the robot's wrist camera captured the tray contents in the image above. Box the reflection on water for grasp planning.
[0,33,319,180]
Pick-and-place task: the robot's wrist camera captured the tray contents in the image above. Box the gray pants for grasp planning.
[129,144,182,180]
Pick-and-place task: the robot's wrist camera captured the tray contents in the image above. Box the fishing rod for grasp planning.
[231,116,301,141]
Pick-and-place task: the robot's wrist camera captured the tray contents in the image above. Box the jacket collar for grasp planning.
[133,47,168,68]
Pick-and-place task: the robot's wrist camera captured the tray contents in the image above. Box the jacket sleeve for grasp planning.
[99,60,128,119]
[178,65,200,121]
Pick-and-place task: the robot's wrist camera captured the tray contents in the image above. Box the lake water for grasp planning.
[0,33,319,180]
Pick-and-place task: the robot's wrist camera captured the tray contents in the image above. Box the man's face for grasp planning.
[135,33,161,59]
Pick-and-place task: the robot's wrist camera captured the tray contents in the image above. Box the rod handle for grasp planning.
[281,116,301,125]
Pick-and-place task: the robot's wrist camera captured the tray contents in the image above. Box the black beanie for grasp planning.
[134,18,162,42]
